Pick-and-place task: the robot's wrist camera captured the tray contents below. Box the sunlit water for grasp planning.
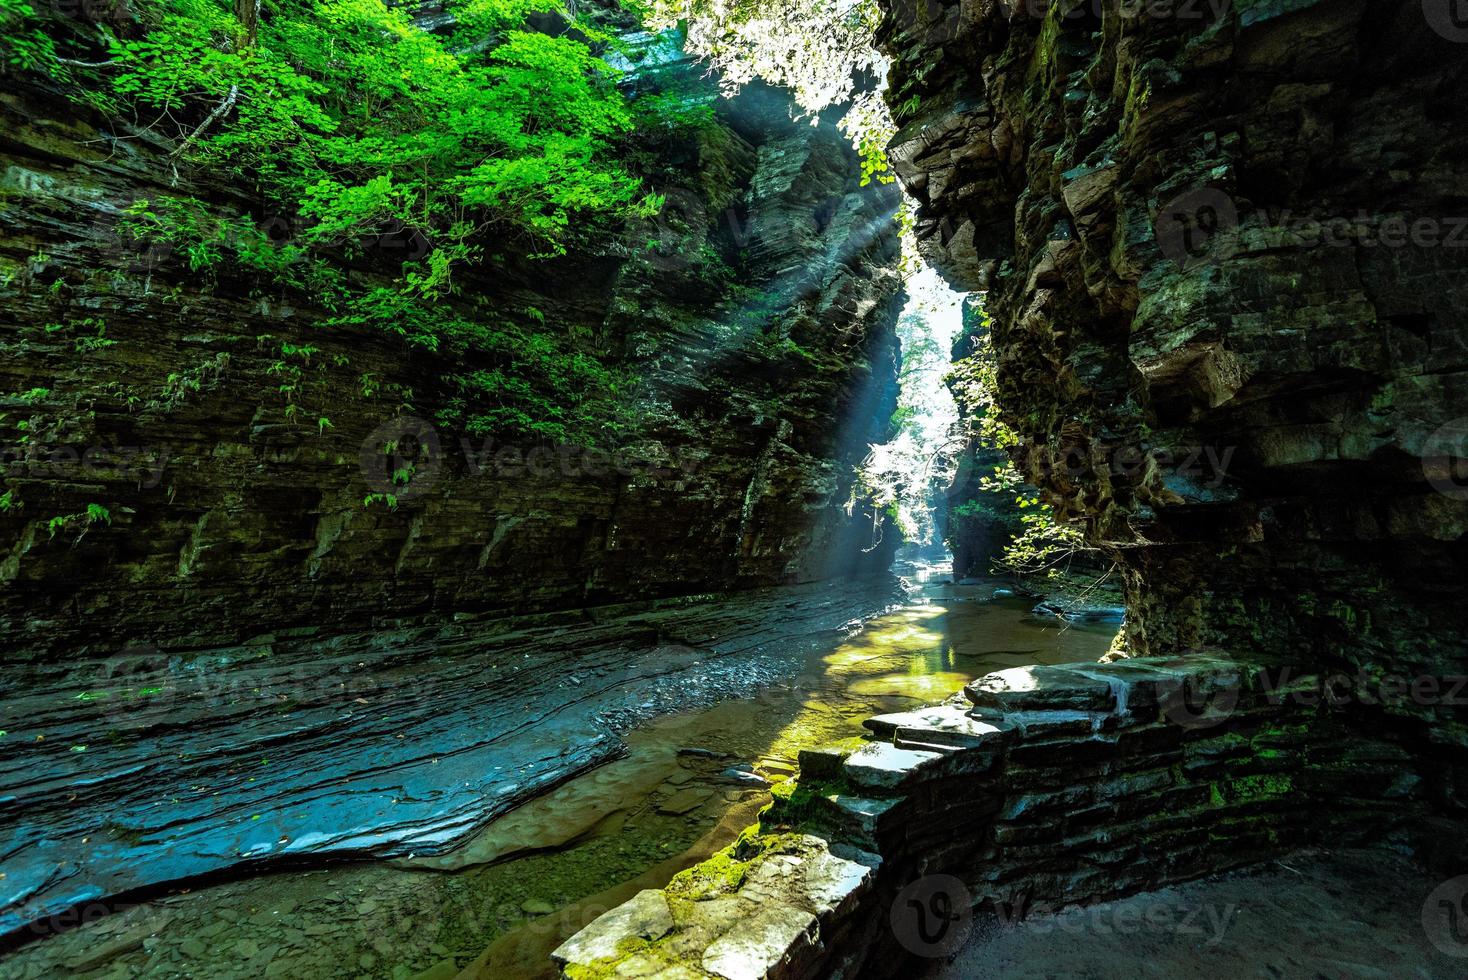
[1,563,1116,980]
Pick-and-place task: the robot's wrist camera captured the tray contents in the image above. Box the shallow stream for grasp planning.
[0,563,1115,980]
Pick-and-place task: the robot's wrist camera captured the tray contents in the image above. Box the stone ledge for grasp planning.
[557,655,1426,979]
[552,834,877,980]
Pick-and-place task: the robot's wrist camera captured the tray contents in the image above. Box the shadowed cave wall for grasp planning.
[879,0,1468,818]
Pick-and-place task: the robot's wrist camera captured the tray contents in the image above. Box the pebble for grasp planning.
[677,747,732,759]
[520,899,556,916]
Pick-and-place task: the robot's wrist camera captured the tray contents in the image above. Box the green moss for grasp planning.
[759,775,852,834]
[665,843,752,901]
[664,827,817,905]
[1211,772,1295,807]
[562,937,658,980]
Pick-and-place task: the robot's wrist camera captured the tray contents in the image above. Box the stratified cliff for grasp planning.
[0,19,911,938]
[879,0,1468,793]
[0,41,903,660]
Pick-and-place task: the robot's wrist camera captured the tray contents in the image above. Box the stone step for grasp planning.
[841,742,945,792]
[965,665,1117,713]
[863,705,1014,748]
[892,734,963,754]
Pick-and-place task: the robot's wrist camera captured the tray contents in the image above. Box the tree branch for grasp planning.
[169,85,239,160]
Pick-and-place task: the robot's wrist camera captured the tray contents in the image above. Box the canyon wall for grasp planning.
[879,0,1468,793]
[544,7,1468,976]
[943,296,1024,580]
[0,50,904,660]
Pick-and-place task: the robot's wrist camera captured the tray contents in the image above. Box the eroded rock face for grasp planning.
[878,0,1468,759]
[0,67,903,659]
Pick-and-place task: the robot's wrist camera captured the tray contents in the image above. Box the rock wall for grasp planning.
[943,296,1024,579]
[877,0,1468,788]
[0,59,904,660]
[554,653,1435,978]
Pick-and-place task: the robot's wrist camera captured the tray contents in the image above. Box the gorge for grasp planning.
[1,0,1467,978]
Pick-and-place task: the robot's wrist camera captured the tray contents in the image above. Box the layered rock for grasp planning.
[877,0,1468,776]
[0,53,903,660]
[0,575,903,941]
[0,18,911,945]
[557,654,1433,978]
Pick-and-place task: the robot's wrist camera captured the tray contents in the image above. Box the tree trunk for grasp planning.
[236,0,261,45]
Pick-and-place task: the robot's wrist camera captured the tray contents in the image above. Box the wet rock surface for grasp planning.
[0,564,1115,978]
[575,648,1445,978]
[0,577,904,939]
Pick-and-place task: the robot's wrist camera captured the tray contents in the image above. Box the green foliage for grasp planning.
[19,0,675,445]
[442,319,639,446]
[106,0,658,260]
[0,488,21,513]
[73,321,118,354]
[947,301,1090,575]
[639,0,895,185]
[0,0,63,77]
[119,197,316,283]
[151,352,231,413]
[629,86,718,134]
[46,504,111,540]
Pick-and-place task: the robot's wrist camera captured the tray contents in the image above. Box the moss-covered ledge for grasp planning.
[551,831,879,979]
[554,654,1436,978]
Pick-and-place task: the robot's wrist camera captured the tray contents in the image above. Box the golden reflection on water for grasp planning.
[744,581,1117,775]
